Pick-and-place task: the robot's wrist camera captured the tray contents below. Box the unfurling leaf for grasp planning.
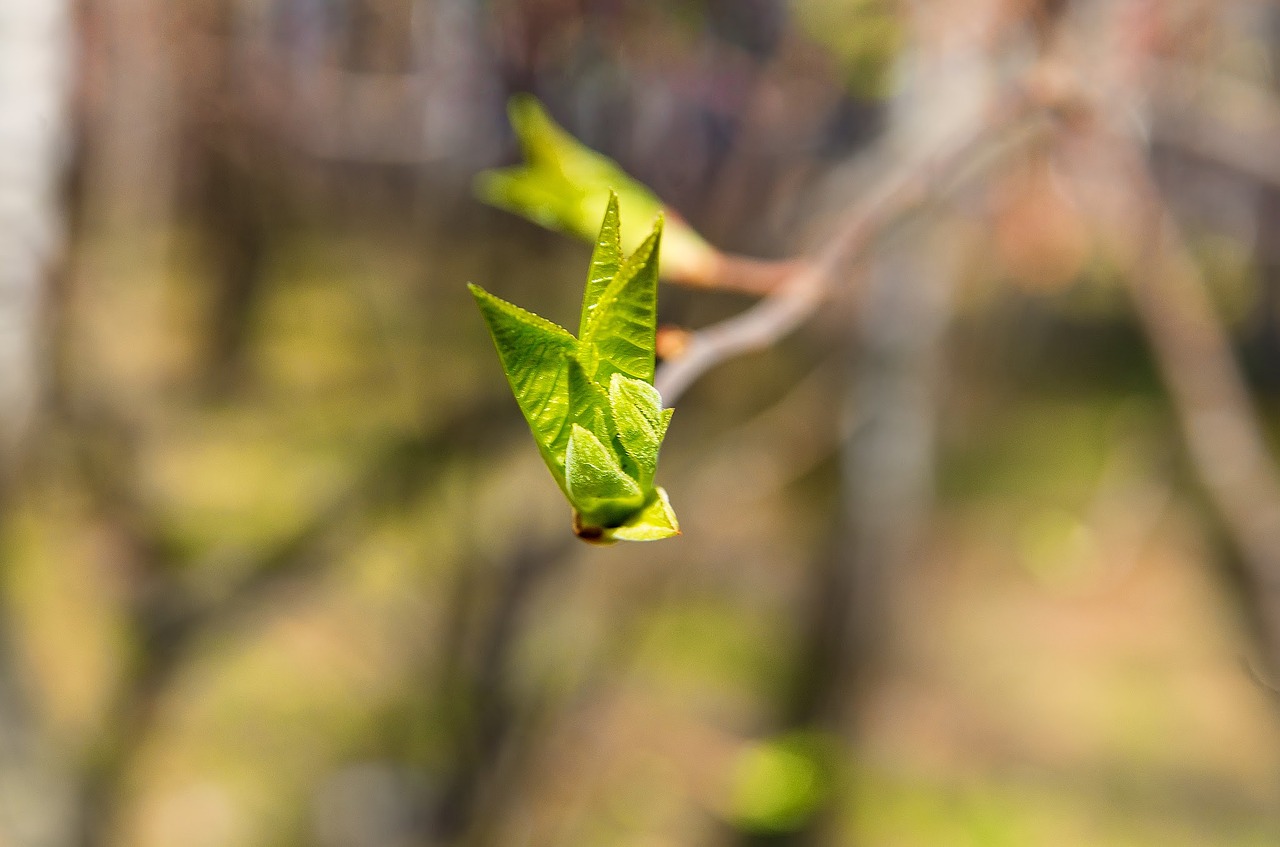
[566,424,645,525]
[608,487,679,542]
[470,194,680,543]
[608,374,668,489]
[476,95,717,284]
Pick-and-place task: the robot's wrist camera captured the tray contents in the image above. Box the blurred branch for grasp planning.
[1047,1,1280,675]
[1149,62,1280,190]
[655,91,1049,403]
[1099,125,1280,671]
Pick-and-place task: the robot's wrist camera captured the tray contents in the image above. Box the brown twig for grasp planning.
[1148,62,1280,191]
[654,91,1049,404]
[667,253,808,297]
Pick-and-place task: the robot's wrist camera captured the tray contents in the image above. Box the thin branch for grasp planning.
[664,253,806,297]
[1148,61,1280,191]
[655,91,1048,404]
[1102,128,1280,669]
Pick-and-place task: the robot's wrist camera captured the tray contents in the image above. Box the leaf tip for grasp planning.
[506,92,542,128]
[638,215,664,258]
[467,282,505,316]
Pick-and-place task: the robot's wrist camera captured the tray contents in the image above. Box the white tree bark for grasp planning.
[0,0,70,455]
[0,2,75,845]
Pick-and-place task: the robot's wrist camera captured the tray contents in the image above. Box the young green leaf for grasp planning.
[474,95,716,282]
[606,487,680,542]
[468,283,576,488]
[580,192,622,336]
[565,424,645,527]
[567,354,611,445]
[608,374,666,488]
[581,220,661,386]
[470,198,679,543]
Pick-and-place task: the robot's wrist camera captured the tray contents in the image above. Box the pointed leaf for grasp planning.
[475,167,574,232]
[565,424,645,526]
[580,192,622,336]
[508,94,613,179]
[567,354,611,443]
[469,283,577,488]
[605,487,680,542]
[476,96,717,281]
[608,374,666,488]
[582,218,662,386]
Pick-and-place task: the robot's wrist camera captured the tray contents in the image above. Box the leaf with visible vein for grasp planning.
[469,197,680,543]
[565,424,645,526]
[608,374,669,488]
[568,355,611,445]
[468,283,576,488]
[580,192,622,336]
[581,219,661,386]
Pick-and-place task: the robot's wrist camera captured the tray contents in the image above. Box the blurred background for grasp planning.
[4,0,1280,845]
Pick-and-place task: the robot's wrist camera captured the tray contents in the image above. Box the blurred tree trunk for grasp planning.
[414,0,501,175]
[1234,2,1280,388]
[734,23,985,840]
[199,139,271,393]
[731,228,955,847]
[0,3,76,847]
[832,236,952,717]
[796,235,953,847]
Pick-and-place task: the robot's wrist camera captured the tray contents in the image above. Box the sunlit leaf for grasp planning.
[605,487,680,542]
[568,354,611,445]
[580,192,622,336]
[565,424,645,526]
[475,95,716,282]
[608,374,666,488]
[470,200,679,542]
[468,282,576,489]
[581,219,661,386]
